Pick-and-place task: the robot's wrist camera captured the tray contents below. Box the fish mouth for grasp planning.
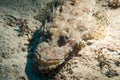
[35,58,65,72]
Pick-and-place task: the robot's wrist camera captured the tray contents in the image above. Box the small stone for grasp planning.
[21,47,26,52]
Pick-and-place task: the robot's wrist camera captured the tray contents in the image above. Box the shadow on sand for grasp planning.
[25,26,52,80]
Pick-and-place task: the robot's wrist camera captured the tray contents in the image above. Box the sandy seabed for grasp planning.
[0,0,120,80]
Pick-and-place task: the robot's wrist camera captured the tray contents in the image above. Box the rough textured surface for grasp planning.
[34,0,109,73]
[0,0,120,80]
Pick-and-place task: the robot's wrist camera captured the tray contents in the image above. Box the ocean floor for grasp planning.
[0,0,120,80]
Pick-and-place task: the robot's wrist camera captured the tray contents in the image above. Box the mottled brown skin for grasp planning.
[34,51,61,67]
[108,0,120,8]
[71,0,77,5]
